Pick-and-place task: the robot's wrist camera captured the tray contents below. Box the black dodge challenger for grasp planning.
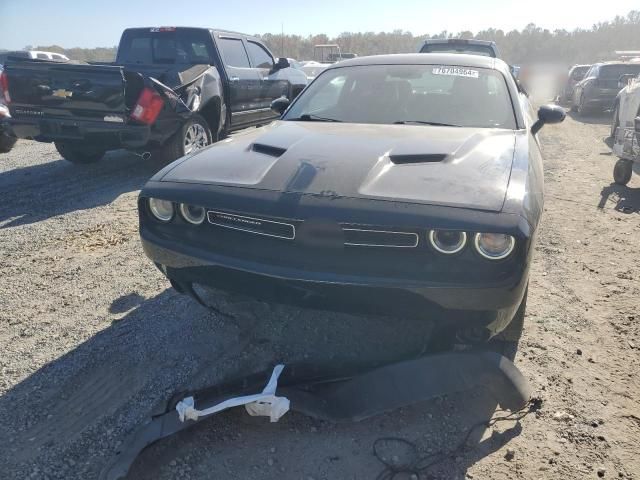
[139,53,564,350]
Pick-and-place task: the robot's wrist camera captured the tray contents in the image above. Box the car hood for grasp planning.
[160,121,517,212]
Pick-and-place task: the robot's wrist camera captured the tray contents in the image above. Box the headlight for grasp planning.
[179,203,206,225]
[474,233,515,260]
[428,230,467,254]
[148,198,174,222]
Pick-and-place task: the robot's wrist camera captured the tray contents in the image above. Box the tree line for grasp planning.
[7,10,640,66]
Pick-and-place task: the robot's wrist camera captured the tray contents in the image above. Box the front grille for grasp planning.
[207,211,295,240]
[343,228,419,248]
[206,210,420,248]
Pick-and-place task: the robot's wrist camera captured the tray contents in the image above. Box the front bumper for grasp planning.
[141,227,529,335]
[99,351,532,480]
[8,115,151,149]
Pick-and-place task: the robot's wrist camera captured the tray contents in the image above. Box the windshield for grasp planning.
[571,66,589,79]
[116,29,214,65]
[420,43,495,57]
[284,64,517,129]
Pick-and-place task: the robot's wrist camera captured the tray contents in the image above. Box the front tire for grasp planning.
[576,96,590,116]
[55,142,106,164]
[0,134,17,154]
[162,114,212,162]
[613,159,633,186]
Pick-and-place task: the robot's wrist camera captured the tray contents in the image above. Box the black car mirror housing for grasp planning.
[532,104,565,135]
[271,96,290,116]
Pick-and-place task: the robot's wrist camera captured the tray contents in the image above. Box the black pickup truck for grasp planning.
[0,27,307,163]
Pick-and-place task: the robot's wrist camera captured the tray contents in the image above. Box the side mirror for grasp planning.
[275,57,290,70]
[531,104,565,135]
[618,74,636,89]
[271,96,290,115]
[635,116,640,134]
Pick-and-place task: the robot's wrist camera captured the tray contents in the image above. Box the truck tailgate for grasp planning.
[5,62,128,120]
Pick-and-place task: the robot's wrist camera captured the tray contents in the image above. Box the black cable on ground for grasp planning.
[373,397,543,480]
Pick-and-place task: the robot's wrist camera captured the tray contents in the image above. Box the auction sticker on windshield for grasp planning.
[432,66,479,78]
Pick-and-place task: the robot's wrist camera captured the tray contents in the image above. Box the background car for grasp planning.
[2,27,307,164]
[572,61,640,115]
[610,72,640,185]
[559,64,590,103]
[419,38,500,58]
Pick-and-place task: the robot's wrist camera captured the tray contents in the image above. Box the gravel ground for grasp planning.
[0,105,638,480]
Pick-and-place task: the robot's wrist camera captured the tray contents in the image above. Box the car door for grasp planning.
[215,35,263,129]
[245,40,290,122]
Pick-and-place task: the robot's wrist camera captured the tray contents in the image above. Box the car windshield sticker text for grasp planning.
[432,67,479,78]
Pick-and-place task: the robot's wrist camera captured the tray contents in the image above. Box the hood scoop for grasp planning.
[389,153,447,164]
[251,143,287,157]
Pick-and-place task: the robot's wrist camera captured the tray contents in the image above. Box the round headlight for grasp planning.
[428,230,467,254]
[474,233,515,260]
[179,203,206,225]
[148,198,174,222]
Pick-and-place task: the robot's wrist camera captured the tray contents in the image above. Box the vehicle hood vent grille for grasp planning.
[251,143,287,157]
[389,154,447,164]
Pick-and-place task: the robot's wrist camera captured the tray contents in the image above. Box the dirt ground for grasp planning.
[0,104,639,480]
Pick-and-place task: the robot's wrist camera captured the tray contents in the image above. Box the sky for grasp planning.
[0,0,638,50]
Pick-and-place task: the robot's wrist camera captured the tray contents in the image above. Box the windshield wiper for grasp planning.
[394,120,462,127]
[289,114,343,122]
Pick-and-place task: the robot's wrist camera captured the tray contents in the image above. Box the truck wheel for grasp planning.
[163,114,212,162]
[610,104,619,139]
[0,134,17,154]
[55,142,106,164]
[489,287,527,360]
[613,159,633,186]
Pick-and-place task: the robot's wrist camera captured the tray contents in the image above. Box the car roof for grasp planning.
[594,61,640,67]
[327,54,516,83]
[331,53,500,70]
[422,38,496,46]
[122,27,263,44]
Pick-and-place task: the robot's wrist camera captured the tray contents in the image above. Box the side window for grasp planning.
[218,38,250,68]
[246,42,274,69]
[36,53,49,59]
[189,42,210,63]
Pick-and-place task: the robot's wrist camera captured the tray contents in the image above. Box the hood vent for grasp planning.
[251,143,287,157]
[389,154,447,164]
